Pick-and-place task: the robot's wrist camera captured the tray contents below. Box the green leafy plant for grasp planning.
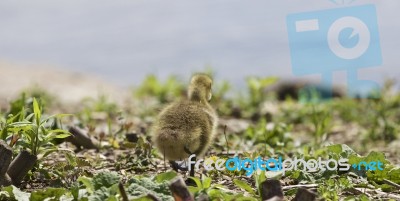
[2,74,400,200]
[134,74,185,103]
[188,176,250,201]
[1,93,33,141]
[187,176,213,194]
[0,112,25,141]
[245,76,278,108]
[244,119,293,151]
[0,185,31,201]
[77,171,121,200]
[318,177,352,201]
[309,104,332,144]
[233,179,256,196]
[8,98,71,157]
[0,185,72,201]
[127,173,176,201]
[80,95,120,123]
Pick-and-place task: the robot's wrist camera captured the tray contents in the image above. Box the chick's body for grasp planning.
[152,74,218,161]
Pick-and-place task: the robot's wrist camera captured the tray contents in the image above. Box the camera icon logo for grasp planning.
[286,4,382,76]
[328,16,370,60]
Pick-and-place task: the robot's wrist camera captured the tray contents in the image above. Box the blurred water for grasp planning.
[0,0,399,90]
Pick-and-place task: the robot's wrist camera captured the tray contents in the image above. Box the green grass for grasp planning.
[1,74,400,201]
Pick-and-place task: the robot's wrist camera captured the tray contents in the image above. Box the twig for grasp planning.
[282,184,318,190]
[355,188,400,200]
[383,179,400,190]
[118,182,129,201]
[223,125,229,155]
[374,191,400,200]
[350,188,372,197]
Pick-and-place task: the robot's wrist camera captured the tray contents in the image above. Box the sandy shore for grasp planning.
[0,61,129,105]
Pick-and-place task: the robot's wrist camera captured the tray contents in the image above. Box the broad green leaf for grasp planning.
[188,177,203,189]
[30,188,68,201]
[233,179,255,195]
[154,171,177,183]
[206,189,222,198]
[326,144,356,159]
[78,177,94,194]
[202,176,212,189]
[187,186,200,193]
[326,144,343,155]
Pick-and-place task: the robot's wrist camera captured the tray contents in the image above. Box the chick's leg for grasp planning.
[168,145,194,173]
[184,146,196,186]
[169,161,188,171]
[184,146,195,177]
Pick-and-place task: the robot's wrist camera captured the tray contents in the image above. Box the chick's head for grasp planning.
[189,74,213,101]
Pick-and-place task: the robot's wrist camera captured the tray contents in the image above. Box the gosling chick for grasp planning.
[152,73,218,175]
